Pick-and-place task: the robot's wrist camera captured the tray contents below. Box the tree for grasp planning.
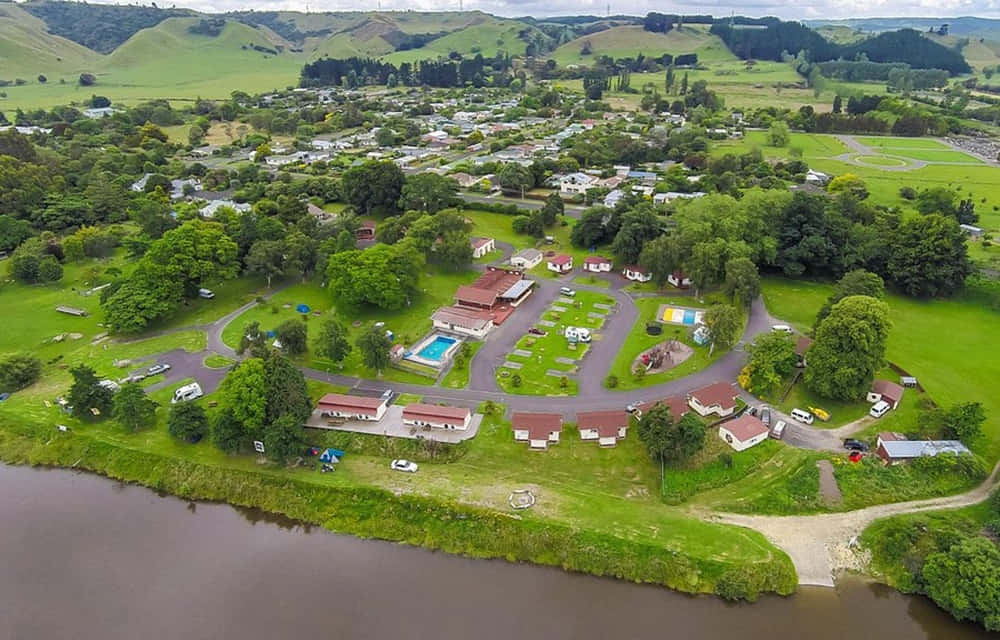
[0,214,32,253]
[341,160,405,214]
[832,94,842,113]
[922,537,1000,632]
[941,402,986,443]
[639,234,683,289]
[686,242,723,297]
[113,383,157,432]
[326,244,422,310]
[263,353,313,425]
[0,354,42,391]
[245,239,286,288]
[916,187,958,217]
[611,205,661,265]
[738,333,797,397]
[540,192,564,226]
[827,173,869,200]
[571,207,611,248]
[398,173,458,213]
[314,317,352,365]
[274,318,307,356]
[497,163,534,199]
[703,304,742,355]
[638,403,706,468]
[723,257,760,308]
[435,230,474,270]
[168,402,208,443]
[814,269,885,328]
[887,214,972,297]
[805,295,891,401]
[211,408,245,454]
[263,414,305,464]
[79,73,96,86]
[512,212,544,237]
[68,364,113,420]
[357,325,392,373]
[220,358,269,434]
[237,321,270,358]
[766,121,790,147]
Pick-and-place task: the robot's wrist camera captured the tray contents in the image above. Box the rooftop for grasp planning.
[722,415,769,442]
[402,403,471,422]
[881,440,971,459]
[512,412,562,439]
[689,382,738,410]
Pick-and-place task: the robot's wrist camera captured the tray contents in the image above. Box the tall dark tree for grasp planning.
[814,269,885,329]
[68,364,113,420]
[113,382,158,432]
[887,214,972,297]
[314,316,352,365]
[341,160,405,214]
[357,325,392,373]
[274,318,307,356]
[263,353,313,426]
[168,402,208,443]
[805,295,891,401]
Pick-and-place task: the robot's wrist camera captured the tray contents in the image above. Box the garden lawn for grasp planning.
[605,294,732,391]
[440,341,482,390]
[496,290,614,396]
[710,131,850,160]
[763,277,1000,460]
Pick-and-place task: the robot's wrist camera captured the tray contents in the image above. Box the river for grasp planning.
[0,464,993,640]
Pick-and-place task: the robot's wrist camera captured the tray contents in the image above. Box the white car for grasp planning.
[869,400,891,418]
[559,287,576,297]
[771,324,793,334]
[391,459,418,473]
[626,401,645,414]
[198,288,215,299]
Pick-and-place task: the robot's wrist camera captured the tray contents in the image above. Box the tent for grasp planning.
[319,448,345,463]
[296,304,311,313]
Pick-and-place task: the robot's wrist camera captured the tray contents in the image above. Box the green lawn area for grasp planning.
[854,136,950,150]
[221,268,480,386]
[855,155,910,167]
[711,131,850,160]
[762,276,1000,461]
[496,290,614,396]
[203,354,235,369]
[572,275,611,288]
[882,149,982,164]
[439,341,482,390]
[834,453,987,510]
[605,294,731,391]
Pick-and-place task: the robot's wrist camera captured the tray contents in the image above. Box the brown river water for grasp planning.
[0,464,994,640]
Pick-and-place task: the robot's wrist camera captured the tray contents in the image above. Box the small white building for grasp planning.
[805,170,831,185]
[510,248,543,269]
[577,410,629,447]
[512,413,562,450]
[431,307,494,339]
[547,254,573,273]
[560,172,598,196]
[719,415,770,452]
[622,265,652,282]
[402,403,472,430]
[470,237,495,259]
[687,382,738,418]
[316,393,389,422]
[582,255,612,273]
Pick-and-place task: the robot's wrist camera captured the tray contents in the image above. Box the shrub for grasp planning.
[605,374,619,388]
[0,354,42,391]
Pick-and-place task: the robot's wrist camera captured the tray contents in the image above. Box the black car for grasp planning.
[843,438,869,452]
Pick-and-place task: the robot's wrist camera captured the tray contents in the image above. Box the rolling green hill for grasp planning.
[0,4,99,77]
[550,25,736,66]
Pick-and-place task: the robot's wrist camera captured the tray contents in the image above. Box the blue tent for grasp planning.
[296,304,311,313]
[265,330,276,338]
[319,448,344,463]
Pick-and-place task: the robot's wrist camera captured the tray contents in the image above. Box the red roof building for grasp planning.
[577,410,629,446]
[582,255,612,273]
[512,412,562,450]
[687,382,739,417]
[719,415,769,451]
[547,254,573,273]
[402,403,472,430]
[317,393,388,422]
[355,219,376,240]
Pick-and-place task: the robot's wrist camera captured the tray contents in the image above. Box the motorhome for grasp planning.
[172,382,204,403]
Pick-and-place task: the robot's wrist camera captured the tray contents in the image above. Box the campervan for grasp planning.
[172,382,203,404]
[790,408,814,424]
[564,327,592,343]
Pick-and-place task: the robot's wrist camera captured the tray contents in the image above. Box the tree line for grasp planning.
[300,54,516,89]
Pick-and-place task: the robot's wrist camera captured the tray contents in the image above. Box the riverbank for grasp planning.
[0,416,797,601]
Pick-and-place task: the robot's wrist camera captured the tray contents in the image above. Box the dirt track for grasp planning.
[710,462,1000,587]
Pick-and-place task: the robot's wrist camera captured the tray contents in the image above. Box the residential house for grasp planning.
[655,192,707,204]
[547,254,573,273]
[622,265,652,282]
[512,412,563,450]
[805,170,831,185]
[875,433,971,465]
[306,203,336,224]
[604,189,625,208]
[582,256,612,273]
[560,172,598,196]
[454,268,534,310]
[719,415,770,452]
[867,380,904,410]
[450,172,479,188]
[577,410,629,447]
[687,382,739,418]
[659,396,690,420]
[470,237,495,259]
[431,307,494,339]
[199,200,251,218]
[667,270,691,289]
[356,219,376,240]
[402,403,472,430]
[510,248,543,269]
[316,393,389,422]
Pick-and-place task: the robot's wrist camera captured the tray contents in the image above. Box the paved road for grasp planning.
[832,135,987,171]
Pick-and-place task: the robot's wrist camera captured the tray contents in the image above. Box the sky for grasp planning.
[41,0,1000,20]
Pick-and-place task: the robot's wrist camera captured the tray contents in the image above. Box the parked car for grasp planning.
[808,406,831,422]
[746,405,757,417]
[198,288,215,299]
[869,400,891,418]
[146,363,171,376]
[626,400,645,414]
[759,405,771,426]
[790,408,814,424]
[770,420,786,440]
[843,439,869,452]
[381,389,394,401]
[559,287,576,297]
[391,459,418,473]
[771,324,793,334]
[528,327,546,336]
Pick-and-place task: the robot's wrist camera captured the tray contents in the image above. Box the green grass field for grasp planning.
[762,277,1000,460]
[605,295,726,391]
[495,290,614,396]
[551,25,735,67]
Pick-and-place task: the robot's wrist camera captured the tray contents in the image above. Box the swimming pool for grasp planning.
[416,335,457,362]
[660,306,704,326]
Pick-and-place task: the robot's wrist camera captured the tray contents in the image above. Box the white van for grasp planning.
[172,382,203,404]
[771,324,793,334]
[198,288,215,299]
[790,408,814,424]
[869,400,891,419]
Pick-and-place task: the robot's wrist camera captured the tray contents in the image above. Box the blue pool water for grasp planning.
[416,336,457,361]
[682,309,696,325]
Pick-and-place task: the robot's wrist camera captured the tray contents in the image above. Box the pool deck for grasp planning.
[304,405,483,443]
